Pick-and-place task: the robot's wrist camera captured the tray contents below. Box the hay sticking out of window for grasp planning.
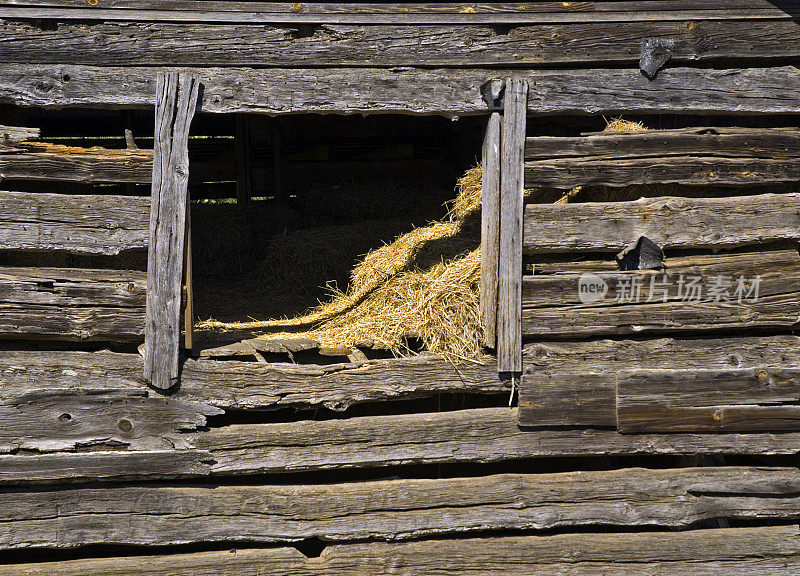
[196,166,485,361]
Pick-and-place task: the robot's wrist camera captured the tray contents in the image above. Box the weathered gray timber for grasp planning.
[144,72,199,391]
[523,193,800,254]
[0,1,796,23]
[0,267,145,341]
[1,20,799,67]
[0,450,212,485]
[617,368,800,433]
[519,335,800,427]
[480,112,501,347]
[2,467,799,548]
[0,526,798,576]
[525,127,800,189]
[0,390,220,453]
[0,143,152,183]
[497,78,527,373]
[0,349,505,411]
[2,526,798,576]
[5,408,800,485]
[0,124,38,147]
[0,190,150,255]
[521,250,800,338]
[3,65,800,116]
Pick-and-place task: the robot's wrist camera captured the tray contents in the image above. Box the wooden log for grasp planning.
[2,467,799,548]
[519,335,800,427]
[144,71,199,391]
[3,64,800,117]
[0,526,798,576]
[0,190,150,255]
[0,142,152,183]
[0,389,221,453]
[521,250,800,338]
[1,20,799,67]
[0,450,212,485]
[497,77,527,373]
[617,368,800,433]
[0,267,145,341]
[523,193,800,254]
[480,112,501,348]
[524,127,800,189]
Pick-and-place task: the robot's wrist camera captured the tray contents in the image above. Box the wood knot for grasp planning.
[118,419,133,433]
[712,409,723,422]
[757,370,769,384]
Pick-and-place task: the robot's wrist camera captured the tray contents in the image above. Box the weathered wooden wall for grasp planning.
[2,2,800,574]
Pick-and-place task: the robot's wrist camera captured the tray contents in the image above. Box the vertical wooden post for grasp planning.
[235,115,252,206]
[480,112,502,348]
[497,78,528,374]
[144,72,200,390]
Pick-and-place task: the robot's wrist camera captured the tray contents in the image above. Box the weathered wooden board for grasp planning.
[0,142,152,183]
[0,267,145,341]
[3,65,800,117]
[480,112,501,348]
[617,368,800,433]
[521,250,800,338]
[0,390,220,453]
[525,127,800,189]
[0,190,150,255]
[2,467,799,548]
[1,20,799,67]
[519,335,800,427]
[0,124,38,147]
[1,526,799,575]
[497,78,527,373]
[144,71,199,391]
[523,193,800,254]
[0,450,212,485]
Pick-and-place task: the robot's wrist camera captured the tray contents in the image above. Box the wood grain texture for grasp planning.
[3,64,800,117]
[497,78,527,373]
[523,193,800,254]
[617,368,800,433]
[144,71,199,391]
[524,127,800,189]
[0,450,212,485]
[519,335,800,427]
[0,267,145,341]
[0,124,38,146]
[0,190,150,255]
[0,20,798,67]
[2,467,799,549]
[1,526,799,575]
[521,250,800,338]
[0,142,152,183]
[480,112,501,348]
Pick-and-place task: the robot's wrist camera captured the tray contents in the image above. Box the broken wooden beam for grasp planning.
[144,71,200,391]
[3,65,800,116]
[0,124,39,148]
[0,190,150,255]
[523,193,800,254]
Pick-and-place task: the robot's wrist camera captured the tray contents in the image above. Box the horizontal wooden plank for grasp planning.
[0,450,212,485]
[0,190,150,255]
[522,250,800,338]
[2,467,799,548]
[4,64,800,116]
[519,335,800,427]
[1,20,798,68]
[525,127,800,189]
[1,526,799,575]
[0,142,152,183]
[0,267,146,341]
[523,193,800,254]
[617,368,800,433]
[0,124,38,147]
